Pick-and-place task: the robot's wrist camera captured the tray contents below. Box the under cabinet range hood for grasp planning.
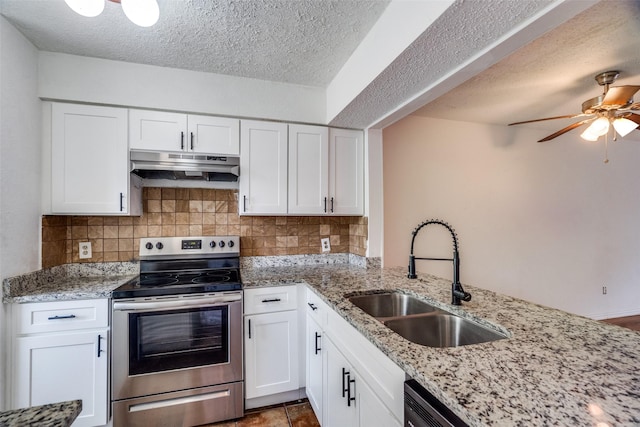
[130,150,239,184]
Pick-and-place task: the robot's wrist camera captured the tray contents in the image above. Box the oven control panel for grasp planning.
[139,236,240,257]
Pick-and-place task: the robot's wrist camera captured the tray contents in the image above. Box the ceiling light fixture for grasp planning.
[64,0,159,27]
[612,117,639,137]
[64,0,104,17]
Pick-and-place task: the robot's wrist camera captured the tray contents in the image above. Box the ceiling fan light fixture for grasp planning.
[121,0,159,27]
[64,0,105,18]
[580,116,610,141]
[580,128,600,141]
[612,117,639,137]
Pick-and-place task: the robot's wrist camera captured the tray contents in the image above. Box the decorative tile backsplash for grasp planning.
[42,188,368,268]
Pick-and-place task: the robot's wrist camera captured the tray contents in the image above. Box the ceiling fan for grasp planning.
[508,71,640,143]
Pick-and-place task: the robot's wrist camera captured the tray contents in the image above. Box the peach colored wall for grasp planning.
[382,115,640,319]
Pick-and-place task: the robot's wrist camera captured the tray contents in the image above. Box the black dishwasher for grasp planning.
[404,379,469,427]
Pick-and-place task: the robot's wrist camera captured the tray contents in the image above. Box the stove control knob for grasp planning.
[145,242,153,250]
[209,241,216,248]
[228,240,235,248]
[156,242,164,250]
[219,240,225,248]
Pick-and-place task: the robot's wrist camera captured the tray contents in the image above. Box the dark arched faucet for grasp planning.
[407,219,472,305]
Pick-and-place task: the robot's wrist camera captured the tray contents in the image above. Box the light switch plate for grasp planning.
[321,238,331,252]
[79,242,92,259]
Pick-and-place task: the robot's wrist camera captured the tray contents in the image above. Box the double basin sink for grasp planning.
[348,292,507,347]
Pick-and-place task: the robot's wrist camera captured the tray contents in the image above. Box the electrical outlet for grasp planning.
[321,238,331,252]
[79,242,92,259]
[602,285,607,295]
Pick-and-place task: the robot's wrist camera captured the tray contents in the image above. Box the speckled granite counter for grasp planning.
[3,262,138,303]
[242,264,640,427]
[0,399,81,426]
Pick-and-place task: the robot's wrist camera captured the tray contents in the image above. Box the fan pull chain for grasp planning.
[604,132,609,164]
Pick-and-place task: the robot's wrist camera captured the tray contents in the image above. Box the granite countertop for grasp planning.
[0,400,82,427]
[5,260,639,425]
[242,265,640,427]
[2,262,138,303]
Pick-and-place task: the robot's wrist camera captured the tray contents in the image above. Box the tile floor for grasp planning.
[207,400,319,427]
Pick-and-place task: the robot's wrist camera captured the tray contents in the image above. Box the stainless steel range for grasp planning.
[111,236,243,427]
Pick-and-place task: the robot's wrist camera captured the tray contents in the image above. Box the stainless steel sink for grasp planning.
[384,314,507,347]
[348,291,507,347]
[348,292,441,318]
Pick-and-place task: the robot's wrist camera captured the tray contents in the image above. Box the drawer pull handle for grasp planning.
[342,368,349,398]
[261,298,281,303]
[97,334,104,358]
[315,332,321,355]
[248,319,252,339]
[48,314,76,320]
[347,376,356,407]
[307,303,318,311]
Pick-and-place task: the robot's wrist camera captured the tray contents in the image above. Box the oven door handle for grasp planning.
[112,294,241,311]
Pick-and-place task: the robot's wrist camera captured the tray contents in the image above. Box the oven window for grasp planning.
[128,306,229,375]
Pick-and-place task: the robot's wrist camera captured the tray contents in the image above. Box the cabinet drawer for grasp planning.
[244,286,297,314]
[15,299,109,334]
[305,287,329,327]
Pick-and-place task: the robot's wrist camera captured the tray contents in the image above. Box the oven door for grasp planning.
[112,292,243,401]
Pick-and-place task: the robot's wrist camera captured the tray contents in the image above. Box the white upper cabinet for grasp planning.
[51,103,141,215]
[188,115,240,155]
[329,128,364,215]
[288,125,329,215]
[129,109,239,155]
[287,126,363,216]
[239,120,288,215]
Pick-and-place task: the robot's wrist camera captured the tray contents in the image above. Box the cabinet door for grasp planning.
[15,330,108,427]
[239,120,288,215]
[306,315,324,424]
[357,375,402,427]
[129,109,187,152]
[245,311,299,398]
[329,128,364,215]
[324,338,357,427]
[187,115,239,155]
[51,103,129,214]
[288,124,328,215]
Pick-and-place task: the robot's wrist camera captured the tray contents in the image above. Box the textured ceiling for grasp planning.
[0,0,389,87]
[2,0,628,132]
[411,0,640,133]
[328,0,560,128]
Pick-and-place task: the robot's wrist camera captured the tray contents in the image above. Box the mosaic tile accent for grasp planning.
[42,189,369,268]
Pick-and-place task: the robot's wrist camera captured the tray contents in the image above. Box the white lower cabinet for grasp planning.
[304,286,404,427]
[306,314,324,424]
[13,299,109,427]
[244,286,299,399]
[324,338,357,426]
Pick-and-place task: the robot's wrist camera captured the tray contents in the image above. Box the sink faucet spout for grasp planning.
[407,219,472,305]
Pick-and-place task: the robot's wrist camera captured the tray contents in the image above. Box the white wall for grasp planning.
[382,115,640,319]
[365,129,383,258]
[39,52,326,124]
[0,16,42,409]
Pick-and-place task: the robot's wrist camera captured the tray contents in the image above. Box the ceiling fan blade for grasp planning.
[537,119,595,143]
[602,86,640,106]
[625,113,640,126]
[508,114,587,126]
